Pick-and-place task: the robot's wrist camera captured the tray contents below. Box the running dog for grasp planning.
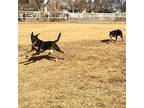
[109,29,123,41]
[24,32,64,62]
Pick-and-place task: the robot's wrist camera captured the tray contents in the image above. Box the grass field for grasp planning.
[18,22,126,108]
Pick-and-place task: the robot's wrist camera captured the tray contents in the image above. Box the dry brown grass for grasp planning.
[18,22,126,108]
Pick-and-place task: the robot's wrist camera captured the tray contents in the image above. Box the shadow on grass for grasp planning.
[100,39,117,44]
[19,55,64,65]
[101,39,111,42]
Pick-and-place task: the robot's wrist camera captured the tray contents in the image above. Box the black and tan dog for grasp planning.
[109,29,123,41]
[25,32,64,62]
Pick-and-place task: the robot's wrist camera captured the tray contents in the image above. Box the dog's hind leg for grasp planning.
[51,53,58,62]
[53,44,64,54]
[115,36,118,41]
[120,33,123,41]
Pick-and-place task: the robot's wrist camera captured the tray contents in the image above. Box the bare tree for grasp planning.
[34,0,49,10]
[120,0,126,12]
[78,0,87,12]
[18,0,29,4]
[19,0,125,12]
[93,0,122,13]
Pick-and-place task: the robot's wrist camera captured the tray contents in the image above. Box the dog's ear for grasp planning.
[31,32,34,36]
[36,33,40,37]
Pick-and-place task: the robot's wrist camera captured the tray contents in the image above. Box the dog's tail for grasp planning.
[54,32,61,43]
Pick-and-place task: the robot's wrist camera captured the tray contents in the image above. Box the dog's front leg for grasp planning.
[115,36,118,41]
[25,51,40,60]
[25,45,36,59]
[32,48,40,56]
[32,51,40,56]
[26,48,40,60]
[20,45,34,57]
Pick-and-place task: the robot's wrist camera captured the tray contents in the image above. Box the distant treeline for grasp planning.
[18,0,126,13]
